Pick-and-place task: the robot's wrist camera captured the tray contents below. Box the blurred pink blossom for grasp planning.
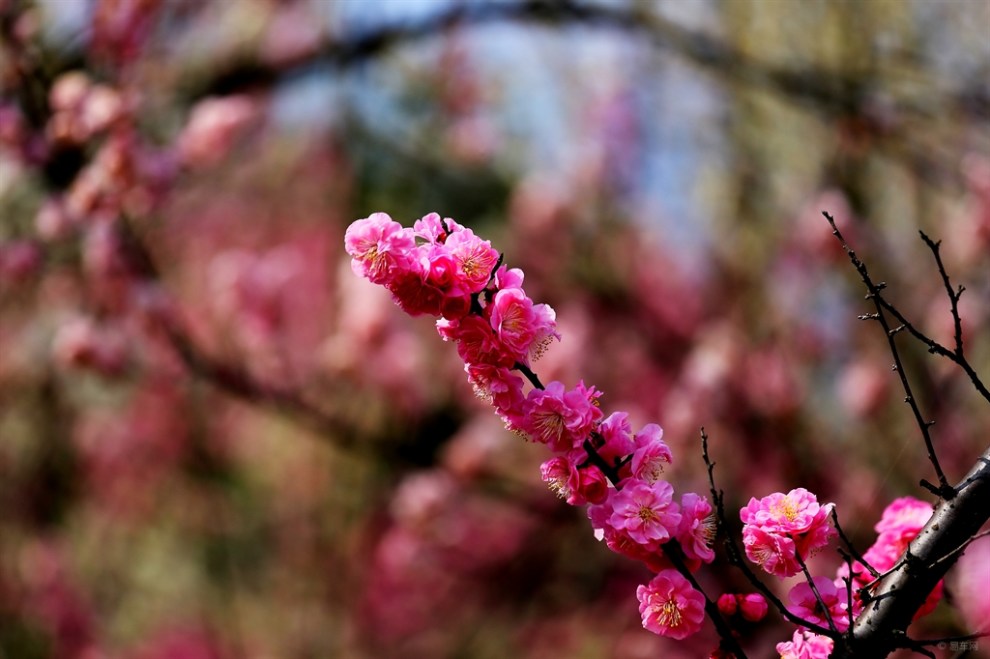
[178,95,258,168]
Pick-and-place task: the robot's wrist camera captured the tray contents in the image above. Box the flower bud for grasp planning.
[738,593,768,622]
[716,593,737,617]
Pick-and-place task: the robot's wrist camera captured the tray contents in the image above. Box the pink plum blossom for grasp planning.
[443,227,500,293]
[636,569,706,640]
[740,488,829,536]
[344,213,417,285]
[787,576,850,632]
[464,364,525,414]
[594,411,636,465]
[540,457,608,506]
[492,264,524,290]
[742,525,801,578]
[716,593,737,617]
[607,479,681,548]
[874,496,932,550]
[438,315,513,367]
[514,380,603,452]
[412,211,463,242]
[776,630,834,659]
[488,287,558,363]
[740,488,835,576]
[676,492,716,564]
[630,423,672,484]
[835,497,943,621]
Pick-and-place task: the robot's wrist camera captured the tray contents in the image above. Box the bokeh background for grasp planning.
[1,0,989,657]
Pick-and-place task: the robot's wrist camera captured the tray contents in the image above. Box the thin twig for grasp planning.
[661,542,749,659]
[701,429,836,637]
[823,211,954,499]
[796,552,839,634]
[831,509,881,579]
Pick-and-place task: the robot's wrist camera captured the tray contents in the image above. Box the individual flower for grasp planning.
[776,630,834,659]
[178,95,256,168]
[636,569,706,640]
[516,381,603,453]
[464,364,525,414]
[740,488,827,535]
[787,576,850,632]
[412,211,463,243]
[492,265,524,291]
[438,315,513,367]
[677,492,716,564]
[443,227,500,293]
[630,423,672,484]
[742,526,800,578]
[541,456,578,503]
[836,497,942,621]
[488,286,558,363]
[344,213,417,285]
[541,457,608,506]
[595,412,636,465]
[607,479,681,548]
[874,497,932,551]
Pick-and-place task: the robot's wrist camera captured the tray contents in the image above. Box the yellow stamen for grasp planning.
[656,599,682,628]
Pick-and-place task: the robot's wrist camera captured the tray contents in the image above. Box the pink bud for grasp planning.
[575,466,609,505]
[738,593,768,622]
[716,593,737,617]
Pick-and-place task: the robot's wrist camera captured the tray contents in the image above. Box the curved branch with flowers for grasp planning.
[345,211,990,659]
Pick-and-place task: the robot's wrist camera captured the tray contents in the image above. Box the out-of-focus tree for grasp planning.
[0,0,987,657]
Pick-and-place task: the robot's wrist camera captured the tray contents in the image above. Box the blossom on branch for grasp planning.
[636,569,706,640]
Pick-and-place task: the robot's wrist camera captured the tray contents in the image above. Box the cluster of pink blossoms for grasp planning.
[346,212,716,640]
[346,213,943,653]
[776,629,835,659]
[740,488,836,578]
[836,496,941,620]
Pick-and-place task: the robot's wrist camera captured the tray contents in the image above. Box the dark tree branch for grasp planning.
[822,215,990,658]
[823,211,954,498]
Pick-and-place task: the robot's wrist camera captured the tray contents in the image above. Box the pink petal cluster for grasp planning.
[776,630,834,659]
[346,212,716,642]
[677,492,716,564]
[605,480,681,548]
[740,488,835,577]
[636,569,706,640]
[835,496,941,620]
[787,576,850,632]
[509,380,603,452]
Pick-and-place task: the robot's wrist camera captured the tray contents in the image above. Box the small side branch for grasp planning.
[822,212,954,499]
[661,542,749,659]
[701,429,835,637]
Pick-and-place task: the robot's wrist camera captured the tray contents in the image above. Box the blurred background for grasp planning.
[1,0,989,657]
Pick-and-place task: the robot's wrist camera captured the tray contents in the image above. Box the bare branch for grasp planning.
[822,212,953,498]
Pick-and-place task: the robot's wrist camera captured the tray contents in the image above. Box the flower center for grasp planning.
[771,496,799,522]
[638,505,659,524]
[532,410,565,444]
[656,599,682,628]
